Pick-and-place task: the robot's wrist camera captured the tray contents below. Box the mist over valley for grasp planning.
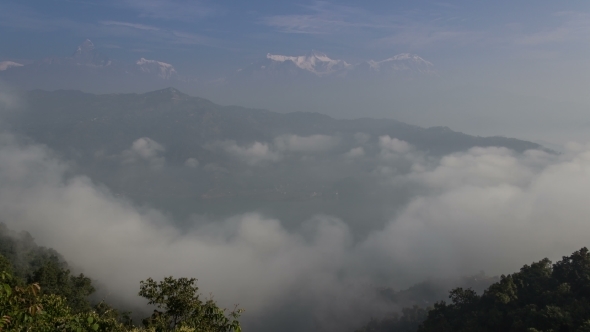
[1,1,590,331]
[1,86,589,331]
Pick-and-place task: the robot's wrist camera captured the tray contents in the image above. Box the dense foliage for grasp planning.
[355,306,428,332]
[0,224,242,331]
[139,277,242,332]
[0,224,63,280]
[6,220,590,332]
[418,247,590,332]
[356,248,590,332]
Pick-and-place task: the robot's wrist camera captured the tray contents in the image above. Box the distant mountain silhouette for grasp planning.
[2,87,552,227]
[7,88,547,161]
[0,40,181,93]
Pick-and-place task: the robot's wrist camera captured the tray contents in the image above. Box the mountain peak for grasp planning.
[81,39,94,48]
[365,53,435,74]
[136,58,177,79]
[0,61,24,71]
[266,51,351,76]
[143,87,190,101]
[73,39,95,55]
[72,39,110,66]
[308,50,328,58]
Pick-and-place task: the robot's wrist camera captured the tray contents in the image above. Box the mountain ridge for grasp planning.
[237,51,435,80]
[10,87,549,157]
[0,39,439,96]
[0,87,553,227]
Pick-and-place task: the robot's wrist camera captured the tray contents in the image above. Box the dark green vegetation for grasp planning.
[355,306,429,332]
[4,222,590,332]
[418,248,590,332]
[354,274,498,332]
[357,248,590,332]
[0,224,242,331]
[380,272,498,308]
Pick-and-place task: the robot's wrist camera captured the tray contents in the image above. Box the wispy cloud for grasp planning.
[514,11,590,46]
[99,23,216,47]
[171,31,210,45]
[373,10,590,53]
[261,2,590,55]
[261,1,395,34]
[373,24,484,49]
[119,0,217,21]
[101,21,160,31]
[261,1,481,51]
[0,3,220,53]
[0,2,85,31]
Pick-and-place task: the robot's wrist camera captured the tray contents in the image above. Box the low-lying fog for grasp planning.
[2,87,590,331]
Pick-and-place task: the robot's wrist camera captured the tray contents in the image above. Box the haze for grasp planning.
[0,1,589,331]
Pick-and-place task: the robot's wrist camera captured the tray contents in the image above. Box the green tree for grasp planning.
[139,277,242,332]
[0,226,244,332]
[28,259,95,313]
[418,248,590,332]
[0,256,123,332]
[355,306,429,332]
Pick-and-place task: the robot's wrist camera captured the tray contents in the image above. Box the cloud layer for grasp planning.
[121,137,166,169]
[2,126,590,331]
[2,88,590,332]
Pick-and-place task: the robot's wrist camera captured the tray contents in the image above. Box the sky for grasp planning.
[1,0,590,143]
[1,0,589,72]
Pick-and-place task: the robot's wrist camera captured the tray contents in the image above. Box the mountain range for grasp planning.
[8,87,544,160]
[2,87,550,227]
[0,39,180,92]
[229,51,435,83]
[0,39,435,91]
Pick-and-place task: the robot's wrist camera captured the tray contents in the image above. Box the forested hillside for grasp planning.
[418,248,590,331]
[4,222,590,332]
[3,89,553,234]
[357,248,590,332]
[0,224,242,331]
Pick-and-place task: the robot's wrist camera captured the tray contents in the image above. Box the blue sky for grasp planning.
[1,0,590,144]
[1,0,589,74]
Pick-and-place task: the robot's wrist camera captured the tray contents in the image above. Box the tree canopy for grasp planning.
[139,276,242,332]
[0,224,243,332]
[418,248,590,332]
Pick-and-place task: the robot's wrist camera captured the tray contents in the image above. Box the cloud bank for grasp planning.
[0,91,589,331]
[121,137,166,169]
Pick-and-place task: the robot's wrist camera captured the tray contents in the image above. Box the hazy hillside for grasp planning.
[1,88,548,232]
[10,88,544,159]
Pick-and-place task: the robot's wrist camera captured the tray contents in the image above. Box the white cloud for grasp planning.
[344,147,364,158]
[0,61,24,71]
[208,135,340,165]
[184,158,199,168]
[274,134,340,153]
[379,135,411,154]
[409,147,535,190]
[210,140,280,165]
[361,145,590,283]
[121,137,166,169]
[0,134,386,330]
[6,123,590,330]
